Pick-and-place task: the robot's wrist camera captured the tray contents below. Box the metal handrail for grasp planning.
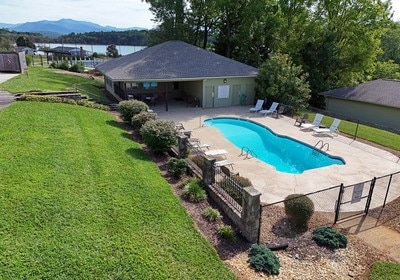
[240,146,257,159]
[313,140,329,154]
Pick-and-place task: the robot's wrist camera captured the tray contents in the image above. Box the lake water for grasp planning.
[35,43,146,56]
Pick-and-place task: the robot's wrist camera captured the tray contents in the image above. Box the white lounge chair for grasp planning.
[214,159,234,168]
[204,149,228,158]
[189,142,210,150]
[313,118,341,136]
[249,99,264,113]
[300,113,324,130]
[259,102,279,116]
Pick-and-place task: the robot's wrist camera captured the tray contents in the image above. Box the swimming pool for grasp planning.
[203,117,345,174]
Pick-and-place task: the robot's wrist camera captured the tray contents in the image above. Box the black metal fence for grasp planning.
[258,171,400,243]
[213,167,243,214]
[309,107,400,140]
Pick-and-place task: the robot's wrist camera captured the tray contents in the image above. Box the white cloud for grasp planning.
[0,0,154,29]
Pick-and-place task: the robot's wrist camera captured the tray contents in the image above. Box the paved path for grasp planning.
[0,91,15,110]
[338,216,400,262]
[0,73,18,110]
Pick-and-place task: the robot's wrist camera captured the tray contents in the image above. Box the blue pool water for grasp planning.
[204,117,345,174]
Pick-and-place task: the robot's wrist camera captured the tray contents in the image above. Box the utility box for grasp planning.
[0,52,27,73]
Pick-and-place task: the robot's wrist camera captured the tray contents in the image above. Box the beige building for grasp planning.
[95,41,258,110]
[319,79,400,133]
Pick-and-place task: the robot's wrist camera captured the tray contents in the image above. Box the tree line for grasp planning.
[0,29,148,50]
[144,0,400,108]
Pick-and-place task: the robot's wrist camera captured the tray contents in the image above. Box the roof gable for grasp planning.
[96,40,258,81]
[319,79,400,109]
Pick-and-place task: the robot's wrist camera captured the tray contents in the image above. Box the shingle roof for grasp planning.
[95,40,258,81]
[319,79,400,109]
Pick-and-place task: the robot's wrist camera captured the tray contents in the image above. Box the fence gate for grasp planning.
[334,178,376,223]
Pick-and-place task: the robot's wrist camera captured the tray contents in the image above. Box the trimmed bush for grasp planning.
[217,225,236,241]
[131,111,158,129]
[119,100,149,122]
[284,194,314,230]
[140,119,177,153]
[202,207,222,222]
[50,61,70,70]
[182,179,207,203]
[248,243,280,275]
[167,158,188,178]
[18,95,109,110]
[69,63,85,73]
[312,227,348,249]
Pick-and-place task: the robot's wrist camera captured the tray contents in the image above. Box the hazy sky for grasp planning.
[0,0,155,29]
[0,0,399,29]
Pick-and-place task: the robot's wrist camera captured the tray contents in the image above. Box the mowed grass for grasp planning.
[306,113,400,152]
[0,66,108,103]
[0,102,234,279]
[369,261,400,280]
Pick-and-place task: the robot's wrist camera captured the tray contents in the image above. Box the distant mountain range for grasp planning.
[0,19,147,37]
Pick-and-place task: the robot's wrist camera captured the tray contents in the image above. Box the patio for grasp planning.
[156,105,400,206]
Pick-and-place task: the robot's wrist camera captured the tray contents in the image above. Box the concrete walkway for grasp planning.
[338,216,400,262]
[0,73,18,110]
[0,91,15,110]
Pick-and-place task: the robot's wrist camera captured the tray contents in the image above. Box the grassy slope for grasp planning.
[0,66,108,103]
[0,102,234,279]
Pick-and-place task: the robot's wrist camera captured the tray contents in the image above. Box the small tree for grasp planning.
[106,44,119,58]
[140,119,177,153]
[16,36,36,49]
[255,52,311,110]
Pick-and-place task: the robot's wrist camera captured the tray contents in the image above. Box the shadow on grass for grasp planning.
[106,119,125,129]
[126,147,151,161]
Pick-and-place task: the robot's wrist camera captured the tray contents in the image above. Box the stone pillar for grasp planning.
[202,156,216,185]
[177,135,189,158]
[240,187,261,243]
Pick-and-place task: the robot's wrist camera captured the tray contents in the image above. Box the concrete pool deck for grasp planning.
[155,105,400,205]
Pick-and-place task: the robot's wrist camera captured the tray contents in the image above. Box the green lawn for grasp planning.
[0,102,235,279]
[0,66,108,103]
[369,261,400,280]
[305,113,400,152]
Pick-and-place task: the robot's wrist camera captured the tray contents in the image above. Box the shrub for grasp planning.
[131,111,157,129]
[181,179,207,203]
[56,61,70,70]
[140,119,177,153]
[202,207,222,222]
[167,158,188,178]
[284,194,314,230]
[180,176,198,188]
[248,243,280,275]
[69,63,85,73]
[119,100,149,122]
[189,154,207,170]
[18,95,109,111]
[312,227,348,249]
[76,99,109,110]
[217,225,236,241]
[218,175,251,204]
